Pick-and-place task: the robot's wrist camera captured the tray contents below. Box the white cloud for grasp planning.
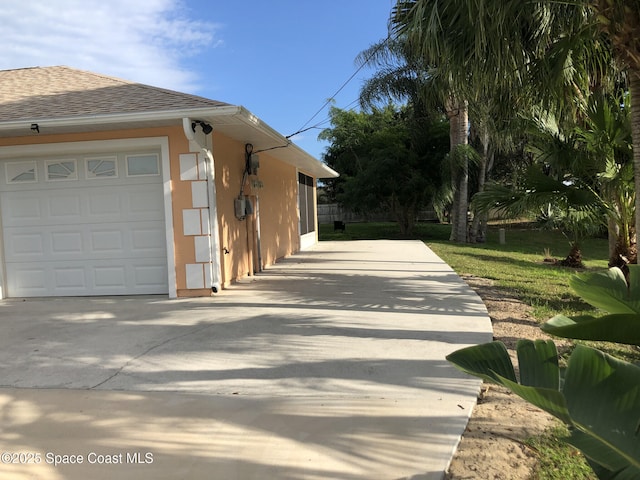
[0,0,221,92]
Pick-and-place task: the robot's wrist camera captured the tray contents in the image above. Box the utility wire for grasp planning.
[285,98,363,140]
[286,36,390,140]
[256,95,365,154]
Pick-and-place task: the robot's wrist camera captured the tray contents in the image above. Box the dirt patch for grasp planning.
[445,275,570,479]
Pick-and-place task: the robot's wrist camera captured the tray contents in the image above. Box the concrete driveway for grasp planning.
[0,240,492,480]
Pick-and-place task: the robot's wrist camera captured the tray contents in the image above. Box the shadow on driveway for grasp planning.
[0,240,492,479]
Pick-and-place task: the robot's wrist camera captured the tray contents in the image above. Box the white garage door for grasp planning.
[0,151,168,297]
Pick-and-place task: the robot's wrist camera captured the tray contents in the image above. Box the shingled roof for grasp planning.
[0,66,228,122]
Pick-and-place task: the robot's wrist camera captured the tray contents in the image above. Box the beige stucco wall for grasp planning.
[252,152,300,267]
[0,125,313,297]
[210,132,301,288]
[210,133,250,287]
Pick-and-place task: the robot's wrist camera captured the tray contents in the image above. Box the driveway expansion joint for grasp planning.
[88,323,217,390]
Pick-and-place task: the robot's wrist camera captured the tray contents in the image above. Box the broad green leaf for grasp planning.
[564,346,640,470]
[516,339,559,389]
[497,374,572,424]
[448,341,570,423]
[628,265,640,302]
[445,341,517,384]
[570,268,639,314]
[542,313,640,346]
[585,460,617,480]
[570,430,640,478]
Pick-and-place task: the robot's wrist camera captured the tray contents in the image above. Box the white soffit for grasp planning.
[0,106,339,179]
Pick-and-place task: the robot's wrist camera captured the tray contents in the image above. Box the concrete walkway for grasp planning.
[0,240,492,480]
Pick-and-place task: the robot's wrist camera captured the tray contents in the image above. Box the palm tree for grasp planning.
[474,93,635,268]
[356,37,472,242]
[577,91,635,267]
[390,0,640,255]
[592,2,640,245]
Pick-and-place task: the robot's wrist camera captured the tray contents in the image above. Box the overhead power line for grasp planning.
[286,36,390,140]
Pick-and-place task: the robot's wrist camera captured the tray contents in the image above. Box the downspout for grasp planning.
[183,118,222,293]
[203,140,223,293]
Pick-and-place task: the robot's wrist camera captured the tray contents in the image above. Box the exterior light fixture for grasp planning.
[191,120,213,135]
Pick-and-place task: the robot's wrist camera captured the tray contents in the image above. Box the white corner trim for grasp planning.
[160,137,177,299]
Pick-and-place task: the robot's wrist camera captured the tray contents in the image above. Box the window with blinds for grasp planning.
[298,172,315,235]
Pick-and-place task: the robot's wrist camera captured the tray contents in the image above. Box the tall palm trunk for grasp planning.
[447,98,470,243]
[470,128,491,243]
[631,72,640,262]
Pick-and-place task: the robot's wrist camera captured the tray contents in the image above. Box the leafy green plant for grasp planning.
[447,265,640,478]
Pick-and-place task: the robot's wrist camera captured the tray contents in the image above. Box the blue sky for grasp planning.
[0,0,395,159]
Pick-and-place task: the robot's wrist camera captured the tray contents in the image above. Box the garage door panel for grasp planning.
[9,266,48,296]
[94,265,126,288]
[7,223,165,258]
[2,187,163,227]
[131,226,165,251]
[4,196,41,222]
[88,192,122,217]
[90,230,124,253]
[49,195,82,218]
[134,264,167,287]
[51,231,83,254]
[54,267,87,290]
[7,258,168,296]
[92,259,168,294]
[8,232,44,257]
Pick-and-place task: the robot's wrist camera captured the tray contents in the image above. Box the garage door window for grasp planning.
[6,161,37,183]
[127,154,159,176]
[86,157,117,179]
[46,160,77,181]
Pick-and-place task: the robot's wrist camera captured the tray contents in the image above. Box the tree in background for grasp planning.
[319,105,449,235]
[390,0,640,250]
[472,91,635,269]
[356,36,476,242]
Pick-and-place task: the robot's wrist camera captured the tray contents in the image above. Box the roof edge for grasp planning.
[231,106,338,178]
[0,105,244,130]
[0,105,339,178]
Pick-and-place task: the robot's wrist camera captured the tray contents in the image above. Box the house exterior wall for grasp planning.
[208,133,302,288]
[0,125,314,298]
[249,151,300,268]
[210,133,250,288]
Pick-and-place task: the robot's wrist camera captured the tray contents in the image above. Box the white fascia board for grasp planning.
[0,106,244,131]
[0,104,339,178]
[232,107,339,179]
